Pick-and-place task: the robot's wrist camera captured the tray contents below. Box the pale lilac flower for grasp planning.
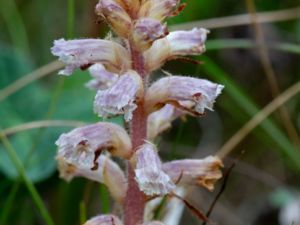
[86,64,118,90]
[144,28,208,72]
[51,38,130,75]
[131,18,168,51]
[145,76,224,115]
[162,156,223,191]
[84,214,123,225]
[133,142,175,196]
[139,0,180,21]
[94,70,143,121]
[55,122,132,161]
[147,104,184,140]
[95,0,132,37]
[57,154,127,202]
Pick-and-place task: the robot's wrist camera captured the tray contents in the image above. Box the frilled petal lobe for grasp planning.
[139,0,180,21]
[57,154,127,202]
[133,142,175,196]
[84,214,123,225]
[96,0,132,37]
[145,76,224,115]
[147,104,184,140]
[132,18,168,51]
[55,122,132,162]
[86,64,118,90]
[51,38,130,75]
[144,28,208,72]
[94,70,143,121]
[162,156,223,191]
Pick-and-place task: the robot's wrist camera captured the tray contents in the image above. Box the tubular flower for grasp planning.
[144,28,208,72]
[145,76,224,115]
[133,142,175,196]
[139,0,180,21]
[131,18,168,51]
[94,70,143,121]
[147,104,184,140]
[84,214,123,225]
[162,156,223,191]
[95,0,132,38]
[86,64,119,90]
[51,38,130,75]
[55,122,132,162]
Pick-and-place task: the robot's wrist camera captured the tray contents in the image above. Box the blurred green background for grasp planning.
[0,0,300,224]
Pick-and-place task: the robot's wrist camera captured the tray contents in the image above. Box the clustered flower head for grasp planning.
[51,0,224,224]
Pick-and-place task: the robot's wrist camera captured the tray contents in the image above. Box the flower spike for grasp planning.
[84,214,123,225]
[94,70,143,121]
[145,76,224,115]
[51,38,130,75]
[133,142,175,196]
[162,156,223,191]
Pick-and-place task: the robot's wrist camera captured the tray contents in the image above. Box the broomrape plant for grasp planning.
[51,0,224,224]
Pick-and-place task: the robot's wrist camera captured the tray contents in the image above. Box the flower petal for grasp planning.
[86,64,119,90]
[51,38,130,75]
[147,104,184,140]
[133,142,175,196]
[162,156,223,191]
[96,0,132,37]
[84,214,123,225]
[144,28,208,72]
[142,222,165,225]
[145,76,224,115]
[131,18,168,51]
[94,70,143,121]
[139,0,180,21]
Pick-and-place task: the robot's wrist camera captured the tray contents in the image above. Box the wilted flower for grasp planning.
[162,156,223,191]
[96,0,132,37]
[133,142,175,196]
[94,70,143,121]
[145,76,224,115]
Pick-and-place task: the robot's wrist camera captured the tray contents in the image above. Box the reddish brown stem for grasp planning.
[124,47,147,225]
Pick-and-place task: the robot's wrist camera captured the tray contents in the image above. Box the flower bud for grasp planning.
[145,76,224,115]
[131,18,168,51]
[96,0,132,38]
[86,64,119,90]
[51,38,130,75]
[139,0,180,21]
[147,104,183,140]
[144,28,208,72]
[84,214,123,225]
[162,156,223,191]
[94,70,143,121]
[57,154,127,202]
[133,142,175,196]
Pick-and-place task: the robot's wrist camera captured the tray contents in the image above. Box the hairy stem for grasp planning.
[124,48,147,225]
